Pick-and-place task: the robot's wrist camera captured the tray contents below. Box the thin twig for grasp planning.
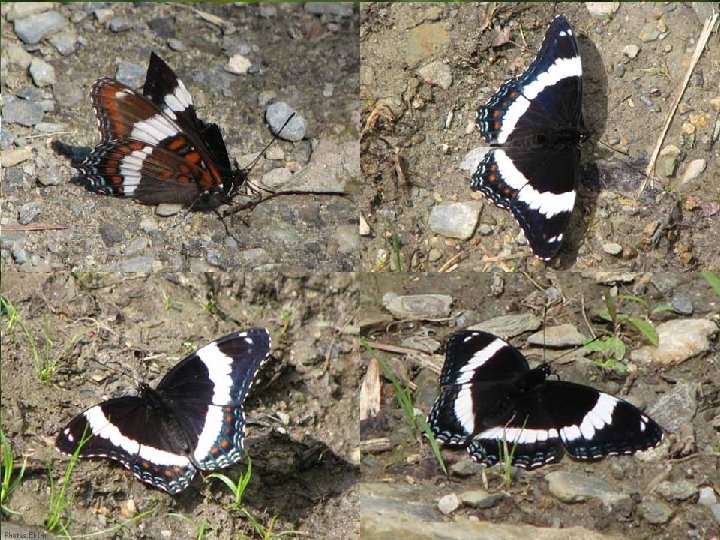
[2,223,68,232]
[638,12,718,195]
[580,294,597,339]
[438,251,463,272]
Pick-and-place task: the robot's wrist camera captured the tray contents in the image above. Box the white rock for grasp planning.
[225,54,251,75]
[680,159,706,184]
[428,201,482,240]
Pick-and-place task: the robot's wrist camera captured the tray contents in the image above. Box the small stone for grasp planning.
[428,248,442,262]
[623,44,640,58]
[428,201,481,240]
[334,225,359,254]
[602,241,623,255]
[647,381,697,434]
[29,58,56,87]
[639,499,674,524]
[265,146,285,161]
[359,213,371,236]
[99,223,124,246]
[417,61,453,90]
[651,274,677,294]
[124,236,148,257]
[261,167,293,189]
[631,319,717,366]
[586,2,620,16]
[546,471,629,505]
[670,293,693,315]
[437,493,460,515]
[48,30,78,55]
[13,11,66,44]
[167,38,185,51]
[680,159,706,184]
[382,293,453,319]
[139,217,159,233]
[527,324,588,348]
[225,54,252,75]
[656,145,681,177]
[449,459,484,477]
[5,43,33,68]
[93,8,114,25]
[266,102,306,142]
[19,202,42,225]
[5,3,54,20]
[656,480,698,502]
[12,248,28,264]
[148,16,176,39]
[400,335,441,354]
[257,90,276,107]
[115,61,146,87]
[458,489,503,509]
[155,203,183,217]
[259,4,277,17]
[114,256,154,273]
[698,487,718,506]
[108,17,133,32]
[639,23,661,43]
[2,147,33,168]
[3,100,44,126]
[304,2,354,16]
[469,313,542,340]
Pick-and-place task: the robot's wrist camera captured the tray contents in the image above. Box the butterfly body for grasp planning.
[472,15,585,260]
[428,330,664,470]
[75,52,245,208]
[56,328,270,494]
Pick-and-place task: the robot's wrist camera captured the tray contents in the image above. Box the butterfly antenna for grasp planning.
[239,112,297,175]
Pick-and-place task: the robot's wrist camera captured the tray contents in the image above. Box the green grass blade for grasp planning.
[628,317,658,346]
[702,271,720,296]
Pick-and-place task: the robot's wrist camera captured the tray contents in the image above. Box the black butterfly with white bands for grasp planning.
[56,328,270,494]
[74,52,245,208]
[473,15,586,260]
[428,330,663,469]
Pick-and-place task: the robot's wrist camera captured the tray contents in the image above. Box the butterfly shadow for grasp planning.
[173,430,358,523]
[554,23,609,267]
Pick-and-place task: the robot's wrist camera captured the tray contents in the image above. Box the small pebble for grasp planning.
[225,54,252,75]
[266,102,306,142]
[437,493,460,515]
[623,44,640,58]
[19,202,42,225]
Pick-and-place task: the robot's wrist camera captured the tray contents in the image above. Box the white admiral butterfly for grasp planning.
[56,329,270,494]
[473,15,586,260]
[74,52,245,208]
[428,330,664,469]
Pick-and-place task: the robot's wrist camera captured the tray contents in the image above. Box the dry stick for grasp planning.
[2,223,68,232]
[438,251,463,272]
[638,12,719,196]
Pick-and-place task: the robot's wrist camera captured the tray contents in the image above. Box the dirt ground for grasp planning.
[359,271,720,539]
[360,3,719,271]
[2,2,360,272]
[1,272,359,539]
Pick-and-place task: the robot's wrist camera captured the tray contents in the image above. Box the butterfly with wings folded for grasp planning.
[74,52,245,209]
